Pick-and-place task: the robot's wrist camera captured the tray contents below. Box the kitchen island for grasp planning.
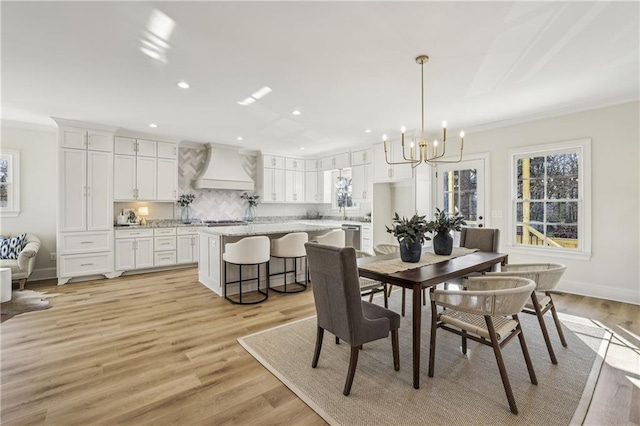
[198,222,340,297]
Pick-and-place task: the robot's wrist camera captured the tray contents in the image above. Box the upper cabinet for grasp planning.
[350,148,372,166]
[319,152,350,171]
[113,137,178,201]
[285,157,304,171]
[263,154,285,169]
[60,126,113,152]
[372,141,413,182]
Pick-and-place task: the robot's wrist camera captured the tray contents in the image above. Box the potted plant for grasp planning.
[240,192,260,222]
[428,207,467,255]
[385,213,430,262]
[177,193,196,223]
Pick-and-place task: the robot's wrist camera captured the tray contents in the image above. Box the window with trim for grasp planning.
[509,139,591,257]
[0,150,20,217]
[331,169,357,210]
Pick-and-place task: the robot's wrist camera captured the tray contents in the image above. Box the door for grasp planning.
[59,149,87,232]
[135,237,154,268]
[157,158,177,200]
[115,238,135,270]
[136,157,157,200]
[177,235,194,263]
[435,156,488,228]
[305,171,318,202]
[86,130,113,152]
[86,150,113,230]
[114,155,136,200]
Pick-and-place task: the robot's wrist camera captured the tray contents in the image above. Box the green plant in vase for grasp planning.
[177,193,196,223]
[428,207,466,255]
[385,213,430,262]
[240,192,260,222]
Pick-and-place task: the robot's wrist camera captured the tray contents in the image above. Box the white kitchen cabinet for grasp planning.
[156,158,178,201]
[351,148,372,166]
[351,163,372,202]
[373,141,413,182]
[361,224,373,255]
[285,170,305,203]
[157,141,178,159]
[136,157,157,200]
[60,126,113,152]
[113,154,157,201]
[263,155,285,169]
[319,152,350,171]
[177,228,200,264]
[115,228,154,270]
[262,168,285,203]
[135,139,157,157]
[305,159,318,171]
[285,157,304,171]
[305,170,327,203]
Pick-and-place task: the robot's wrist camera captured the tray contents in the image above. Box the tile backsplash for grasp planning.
[178,145,256,220]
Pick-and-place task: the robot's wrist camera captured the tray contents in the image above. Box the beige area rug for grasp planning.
[239,292,610,425]
[0,289,59,323]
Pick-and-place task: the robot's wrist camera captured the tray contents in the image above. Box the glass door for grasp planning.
[434,156,487,228]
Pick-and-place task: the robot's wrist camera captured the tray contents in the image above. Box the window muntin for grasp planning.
[442,168,477,223]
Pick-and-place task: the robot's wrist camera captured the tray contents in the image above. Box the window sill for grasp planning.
[0,211,21,218]
[506,244,591,261]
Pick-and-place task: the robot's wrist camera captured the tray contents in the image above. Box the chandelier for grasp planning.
[383,55,464,168]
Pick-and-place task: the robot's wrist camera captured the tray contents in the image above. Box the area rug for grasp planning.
[0,289,58,323]
[239,293,610,425]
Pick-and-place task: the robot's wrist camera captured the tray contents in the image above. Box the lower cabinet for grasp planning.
[115,228,154,270]
[177,227,200,263]
[57,230,114,284]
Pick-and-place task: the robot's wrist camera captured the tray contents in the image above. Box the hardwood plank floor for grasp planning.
[1,268,638,425]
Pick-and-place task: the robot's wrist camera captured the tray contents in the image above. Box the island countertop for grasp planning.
[198,222,340,237]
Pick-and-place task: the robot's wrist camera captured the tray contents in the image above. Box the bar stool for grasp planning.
[313,229,345,247]
[223,236,270,305]
[270,232,309,293]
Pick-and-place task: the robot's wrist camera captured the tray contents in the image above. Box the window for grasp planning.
[0,150,20,217]
[331,169,357,210]
[509,139,591,259]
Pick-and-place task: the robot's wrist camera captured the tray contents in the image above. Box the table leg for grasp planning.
[412,284,422,389]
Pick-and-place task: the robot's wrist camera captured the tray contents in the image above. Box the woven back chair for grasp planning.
[374,243,425,316]
[356,250,388,308]
[429,276,537,414]
[486,263,567,364]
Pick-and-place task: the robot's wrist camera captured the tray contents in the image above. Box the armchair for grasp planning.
[0,233,41,290]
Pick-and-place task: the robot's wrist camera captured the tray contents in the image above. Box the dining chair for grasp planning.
[429,276,537,414]
[373,243,426,316]
[486,263,568,364]
[356,250,388,308]
[444,227,501,290]
[313,229,345,247]
[305,242,400,396]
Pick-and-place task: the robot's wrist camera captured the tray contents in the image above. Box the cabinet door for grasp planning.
[316,171,326,203]
[59,149,87,232]
[285,157,303,171]
[273,169,285,202]
[136,157,157,200]
[351,148,372,166]
[263,155,285,169]
[294,171,305,202]
[351,164,366,201]
[87,130,113,152]
[114,155,136,200]
[136,139,157,157]
[305,159,318,171]
[157,142,178,159]
[135,237,154,269]
[333,152,350,169]
[305,171,318,203]
[59,126,87,150]
[114,137,136,155]
[115,238,135,270]
[177,235,194,263]
[285,170,305,202]
[86,151,113,230]
[157,158,177,200]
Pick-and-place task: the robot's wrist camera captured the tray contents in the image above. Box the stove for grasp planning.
[203,220,247,227]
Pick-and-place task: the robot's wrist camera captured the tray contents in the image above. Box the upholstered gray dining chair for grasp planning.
[443,227,501,290]
[429,276,537,414]
[374,243,426,316]
[486,263,568,364]
[305,242,400,396]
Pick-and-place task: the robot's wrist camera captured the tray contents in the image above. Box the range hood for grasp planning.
[192,143,254,191]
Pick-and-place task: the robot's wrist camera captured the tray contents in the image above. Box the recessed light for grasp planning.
[292,110,301,116]
[237,136,243,141]
[365,129,372,133]
[300,147,305,150]
[149,123,158,128]
[251,86,272,99]
[237,97,256,106]
[177,81,190,89]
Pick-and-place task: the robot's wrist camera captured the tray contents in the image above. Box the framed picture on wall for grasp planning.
[0,149,20,217]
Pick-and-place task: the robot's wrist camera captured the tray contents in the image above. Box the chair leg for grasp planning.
[428,298,438,378]
[335,336,340,345]
[387,284,394,297]
[548,293,568,347]
[531,292,557,364]
[19,278,27,291]
[343,346,360,396]
[486,316,518,415]
[383,284,389,308]
[401,288,406,317]
[513,314,538,385]
[422,288,426,306]
[461,330,467,355]
[391,329,400,371]
[368,291,374,302]
[312,326,324,368]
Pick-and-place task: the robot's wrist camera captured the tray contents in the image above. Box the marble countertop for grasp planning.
[199,222,341,237]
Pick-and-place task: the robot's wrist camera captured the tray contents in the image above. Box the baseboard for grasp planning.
[28,268,57,282]
[558,279,640,306]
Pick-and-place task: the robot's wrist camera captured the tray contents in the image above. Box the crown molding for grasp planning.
[1,119,57,133]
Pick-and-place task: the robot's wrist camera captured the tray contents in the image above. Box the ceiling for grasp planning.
[2,2,638,157]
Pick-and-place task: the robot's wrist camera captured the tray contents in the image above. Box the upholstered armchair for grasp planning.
[0,233,41,290]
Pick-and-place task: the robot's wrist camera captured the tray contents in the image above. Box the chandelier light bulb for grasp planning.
[460,131,465,138]
[401,126,406,133]
[383,134,387,141]
[433,140,439,147]
[442,121,447,128]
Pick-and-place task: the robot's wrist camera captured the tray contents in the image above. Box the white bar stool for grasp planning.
[270,232,309,293]
[223,236,270,305]
[313,229,345,247]
[0,267,12,303]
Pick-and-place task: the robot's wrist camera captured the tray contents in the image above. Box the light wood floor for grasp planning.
[1,268,638,425]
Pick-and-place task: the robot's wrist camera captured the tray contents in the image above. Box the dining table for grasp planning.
[357,249,509,389]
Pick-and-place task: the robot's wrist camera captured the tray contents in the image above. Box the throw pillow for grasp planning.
[0,233,26,259]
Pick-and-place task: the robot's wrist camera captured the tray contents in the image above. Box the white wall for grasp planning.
[1,122,58,279]
[466,101,639,304]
